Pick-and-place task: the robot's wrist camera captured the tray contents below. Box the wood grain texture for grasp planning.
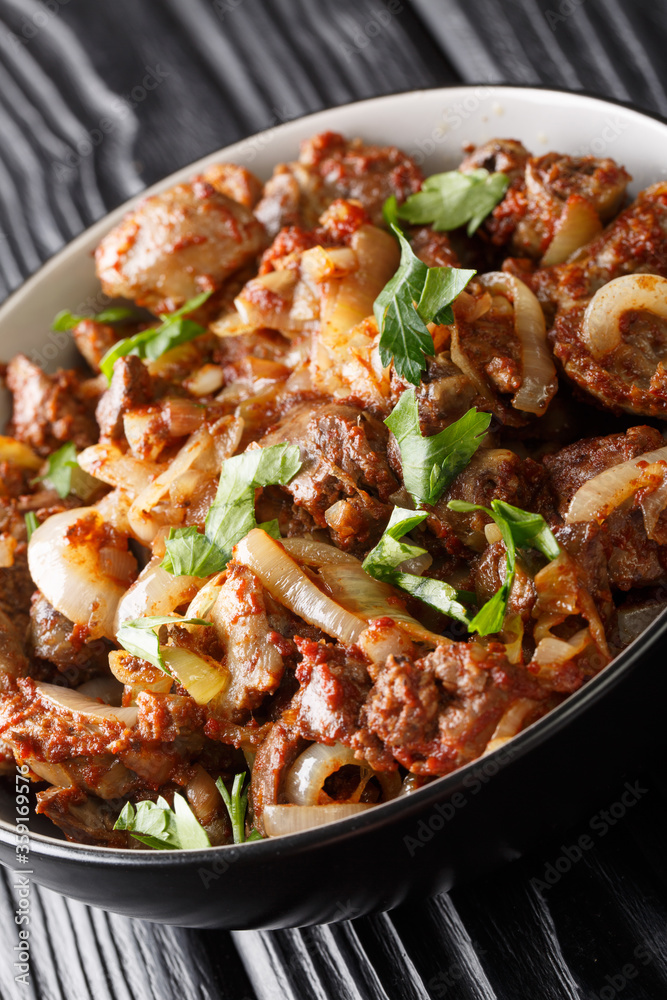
[1,1,667,998]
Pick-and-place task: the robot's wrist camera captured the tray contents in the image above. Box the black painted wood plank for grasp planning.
[1,3,667,1000]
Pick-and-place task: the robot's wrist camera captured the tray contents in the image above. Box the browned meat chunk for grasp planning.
[6,355,98,456]
[529,186,667,417]
[254,131,423,235]
[543,425,663,515]
[544,428,667,591]
[407,226,460,268]
[29,593,112,681]
[0,608,29,679]
[72,319,119,373]
[293,638,371,745]
[36,787,133,847]
[95,178,266,314]
[201,163,263,209]
[96,353,153,440]
[362,643,545,776]
[508,153,629,260]
[207,564,285,722]
[248,717,308,833]
[463,139,630,261]
[430,449,549,551]
[460,138,530,181]
[532,182,667,315]
[260,402,398,550]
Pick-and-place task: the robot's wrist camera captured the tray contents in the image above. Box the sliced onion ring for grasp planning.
[318,562,449,647]
[565,446,667,524]
[114,556,203,631]
[35,681,138,728]
[540,195,602,267]
[234,529,366,645]
[263,803,372,837]
[27,507,137,640]
[477,272,557,416]
[280,537,359,567]
[580,273,667,360]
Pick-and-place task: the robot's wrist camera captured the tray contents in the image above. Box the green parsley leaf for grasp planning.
[216,773,252,844]
[162,444,301,577]
[99,290,212,383]
[24,511,38,541]
[362,507,470,625]
[447,498,560,635]
[416,266,477,326]
[398,168,510,237]
[116,615,213,674]
[382,194,400,230]
[34,442,101,501]
[114,794,211,850]
[385,390,491,507]
[373,226,475,385]
[37,442,77,499]
[51,306,137,332]
[257,518,281,540]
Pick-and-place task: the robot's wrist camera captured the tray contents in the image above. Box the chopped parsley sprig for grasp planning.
[385,390,491,507]
[24,511,38,541]
[362,507,471,625]
[114,794,211,850]
[116,615,213,674]
[396,168,510,236]
[99,290,213,383]
[447,499,560,635]
[215,774,262,844]
[162,443,302,577]
[373,226,475,386]
[33,442,100,500]
[51,306,138,332]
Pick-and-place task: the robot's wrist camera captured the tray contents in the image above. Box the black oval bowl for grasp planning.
[2,85,667,928]
[1,611,666,928]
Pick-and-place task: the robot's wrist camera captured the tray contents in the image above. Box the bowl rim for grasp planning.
[2,81,667,864]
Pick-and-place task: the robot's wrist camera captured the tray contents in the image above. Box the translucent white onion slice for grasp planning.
[318,562,449,647]
[161,646,229,705]
[580,273,667,359]
[35,681,138,728]
[565,446,667,524]
[263,803,372,837]
[114,556,203,630]
[478,272,557,415]
[234,529,366,645]
[280,537,359,567]
[541,196,602,267]
[285,742,365,806]
[28,507,137,639]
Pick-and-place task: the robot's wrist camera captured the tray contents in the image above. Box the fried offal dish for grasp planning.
[1,131,666,848]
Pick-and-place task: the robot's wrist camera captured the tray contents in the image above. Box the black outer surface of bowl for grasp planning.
[2,85,667,929]
[0,611,665,929]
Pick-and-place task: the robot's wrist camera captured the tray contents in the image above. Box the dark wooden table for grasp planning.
[1,2,667,997]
